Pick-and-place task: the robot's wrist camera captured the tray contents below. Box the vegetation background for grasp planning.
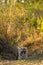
[0,0,43,60]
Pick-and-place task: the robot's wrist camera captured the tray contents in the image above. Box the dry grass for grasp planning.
[0,59,43,65]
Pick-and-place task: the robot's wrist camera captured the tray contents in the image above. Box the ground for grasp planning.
[0,59,43,65]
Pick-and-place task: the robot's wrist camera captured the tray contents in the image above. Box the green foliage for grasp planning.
[30,17,37,27]
[37,17,43,32]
